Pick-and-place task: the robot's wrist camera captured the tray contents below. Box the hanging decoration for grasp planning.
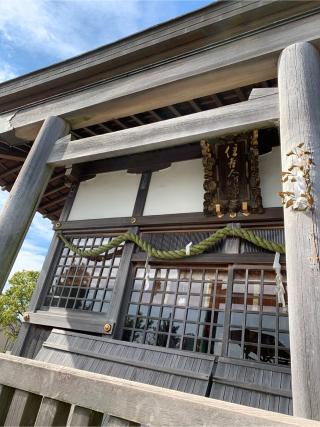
[279,143,314,211]
[201,130,264,218]
[273,252,286,308]
[57,226,285,261]
[144,254,151,290]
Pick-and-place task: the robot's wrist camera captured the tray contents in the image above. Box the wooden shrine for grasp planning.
[1,1,320,425]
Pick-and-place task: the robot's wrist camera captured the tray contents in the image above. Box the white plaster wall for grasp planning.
[259,146,282,208]
[68,171,141,220]
[68,149,281,220]
[143,159,204,215]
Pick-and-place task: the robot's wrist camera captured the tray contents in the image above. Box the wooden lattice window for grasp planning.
[122,263,290,365]
[43,236,123,312]
[122,265,228,355]
[227,266,290,365]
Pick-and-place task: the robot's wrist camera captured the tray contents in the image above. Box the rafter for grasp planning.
[48,91,278,167]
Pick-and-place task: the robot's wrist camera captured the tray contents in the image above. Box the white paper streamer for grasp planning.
[273,252,286,307]
[144,255,151,290]
[292,170,308,210]
[185,241,193,256]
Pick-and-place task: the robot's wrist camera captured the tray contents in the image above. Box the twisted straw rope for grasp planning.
[57,227,285,259]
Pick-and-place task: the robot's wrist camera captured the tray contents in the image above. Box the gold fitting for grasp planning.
[130,217,137,224]
[242,201,250,217]
[23,312,30,322]
[55,222,61,229]
[229,212,237,219]
[103,323,112,334]
[215,204,224,218]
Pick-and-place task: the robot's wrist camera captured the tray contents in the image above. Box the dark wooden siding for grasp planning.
[141,231,223,253]
[36,329,214,396]
[141,227,284,254]
[35,329,292,415]
[19,325,52,359]
[240,228,285,253]
[210,357,292,415]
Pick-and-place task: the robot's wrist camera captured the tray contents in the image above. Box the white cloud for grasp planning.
[0,189,52,286]
[28,214,54,245]
[0,0,83,59]
[0,0,199,64]
[0,62,17,83]
[0,0,211,290]
[10,249,46,276]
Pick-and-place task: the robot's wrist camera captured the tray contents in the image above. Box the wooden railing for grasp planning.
[0,353,319,427]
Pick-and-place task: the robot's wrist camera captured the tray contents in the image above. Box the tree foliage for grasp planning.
[0,270,39,341]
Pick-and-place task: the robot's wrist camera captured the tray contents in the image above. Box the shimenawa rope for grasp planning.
[57,227,285,260]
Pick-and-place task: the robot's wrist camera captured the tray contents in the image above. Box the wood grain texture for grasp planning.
[68,406,102,426]
[102,415,139,427]
[28,309,108,334]
[54,207,283,231]
[278,42,320,421]
[210,358,292,415]
[3,389,42,426]
[48,94,278,166]
[0,1,311,109]
[0,352,318,427]
[4,9,320,141]
[0,385,14,425]
[249,87,278,100]
[36,329,214,397]
[35,397,70,426]
[0,116,69,292]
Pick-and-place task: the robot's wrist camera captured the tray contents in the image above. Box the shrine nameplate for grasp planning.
[201,130,264,217]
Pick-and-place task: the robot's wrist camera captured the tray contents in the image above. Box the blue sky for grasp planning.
[0,0,213,284]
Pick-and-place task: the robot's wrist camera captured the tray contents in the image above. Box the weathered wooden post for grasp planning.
[0,116,69,293]
[278,42,320,420]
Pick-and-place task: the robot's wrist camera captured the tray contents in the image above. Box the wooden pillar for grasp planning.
[0,116,69,293]
[278,42,320,420]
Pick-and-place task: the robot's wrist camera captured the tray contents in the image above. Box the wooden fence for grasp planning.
[0,353,319,427]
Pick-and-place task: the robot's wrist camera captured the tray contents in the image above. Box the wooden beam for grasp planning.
[43,184,67,198]
[0,116,69,293]
[39,195,68,210]
[113,119,127,129]
[81,143,201,176]
[235,88,246,102]
[99,123,112,133]
[48,93,278,167]
[211,94,223,107]
[82,127,96,136]
[53,207,283,232]
[2,10,320,141]
[189,100,201,112]
[0,1,316,114]
[130,115,144,125]
[0,165,21,179]
[168,105,181,117]
[42,207,62,219]
[0,148,26,162]
[49,171,66,183]
[249,87,278,100]
[0,1,311,106]
[278,42,320,421]
[149,110,162,121]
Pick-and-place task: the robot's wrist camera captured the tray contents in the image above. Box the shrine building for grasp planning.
[0,1,320,425]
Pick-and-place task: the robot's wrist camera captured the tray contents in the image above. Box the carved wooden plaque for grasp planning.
[201,130,264,217]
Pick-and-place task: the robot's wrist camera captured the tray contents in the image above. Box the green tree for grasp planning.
[0,270,39,341]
